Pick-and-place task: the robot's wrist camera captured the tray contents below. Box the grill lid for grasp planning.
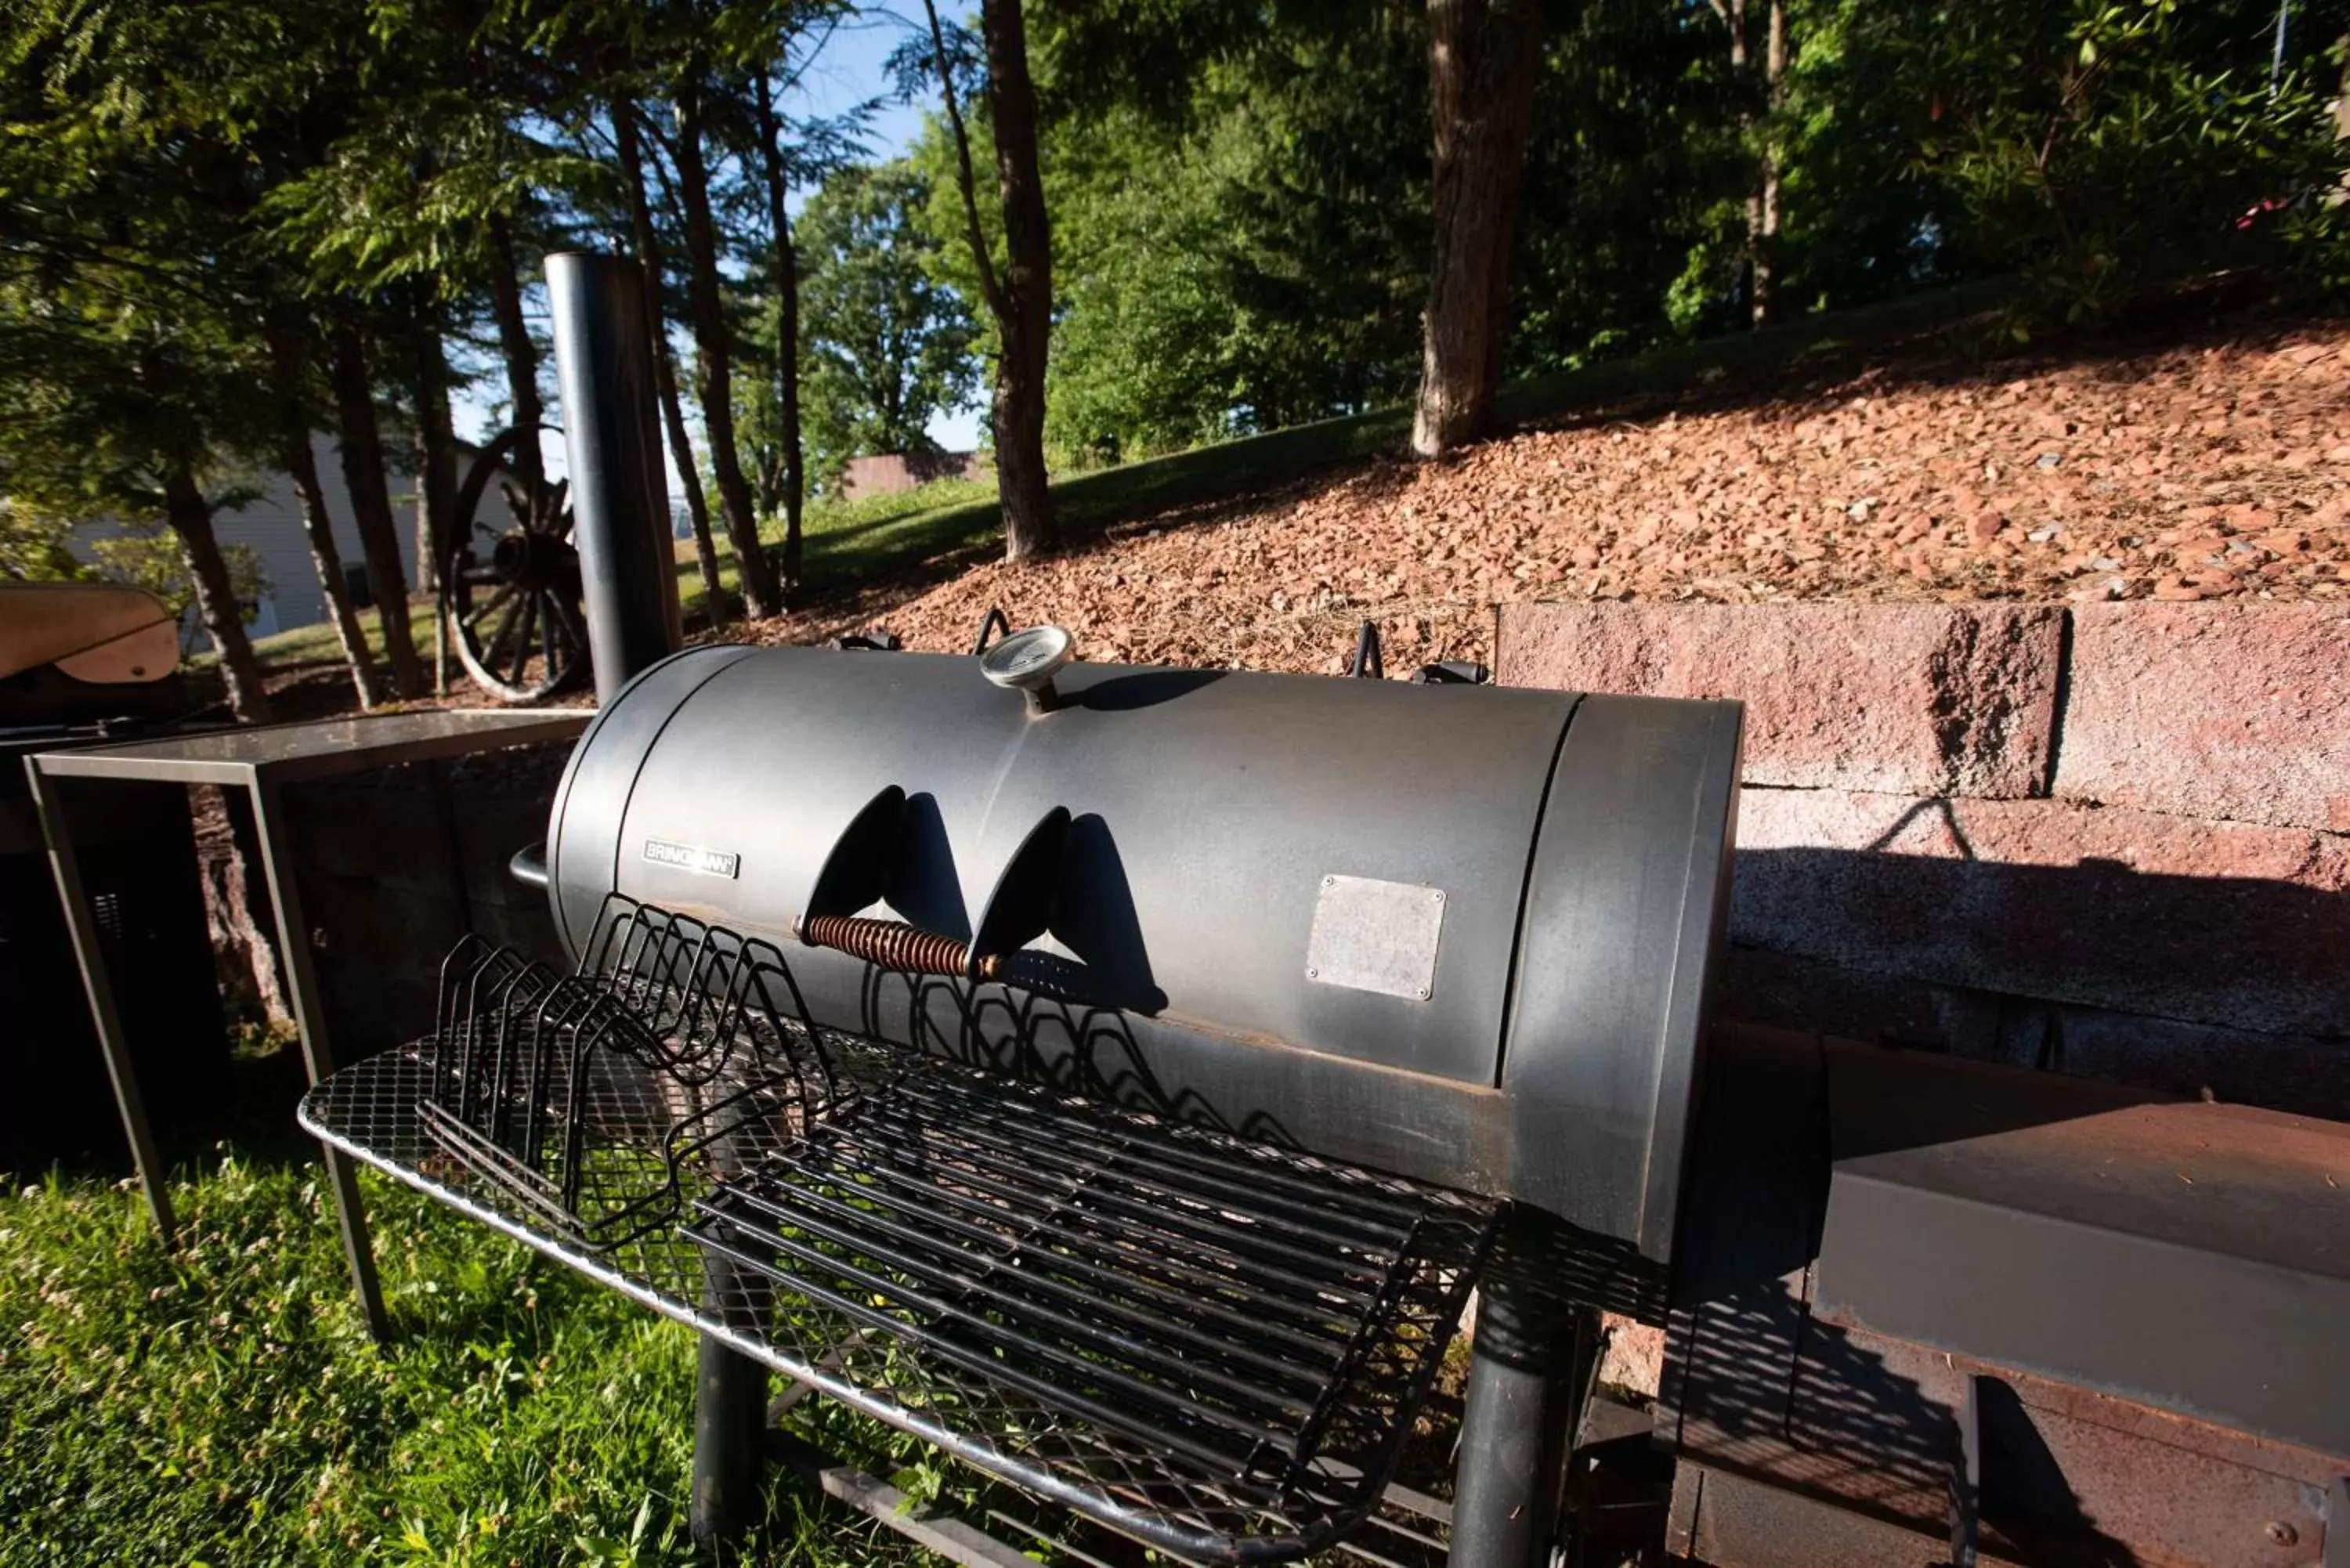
[542,641,1741,1262]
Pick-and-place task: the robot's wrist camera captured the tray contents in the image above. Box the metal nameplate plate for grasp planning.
[642,838,740,879]
[1306,874,1444,1001]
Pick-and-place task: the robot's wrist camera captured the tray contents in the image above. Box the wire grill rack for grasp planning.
[301,896,1498,1563]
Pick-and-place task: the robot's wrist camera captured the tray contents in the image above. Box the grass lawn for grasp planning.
[237,479,999,677]
[0,1151,936,1566]
[245,598,446,679]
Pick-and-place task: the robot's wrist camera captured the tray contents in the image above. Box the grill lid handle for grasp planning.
[970,605,1013,656]
[508,840,550,890]
[798,792,1072,985]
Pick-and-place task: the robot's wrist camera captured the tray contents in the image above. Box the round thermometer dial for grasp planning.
[981,624,1075,689]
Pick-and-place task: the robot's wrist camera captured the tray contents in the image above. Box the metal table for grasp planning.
[27,709,590,1341]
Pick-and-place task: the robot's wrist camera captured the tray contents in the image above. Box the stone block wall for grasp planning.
[1498,601,2350,1118]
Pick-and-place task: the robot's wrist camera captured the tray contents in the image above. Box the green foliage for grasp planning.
[1762,0,1950,316]
[1020,100,1246,462]
[981,0,2350,454]
[87,525,270,645]
[1006,0,1434,464]
[0,1154,927,1566]
[0,1,280,554]
[1885,0,2350,324]
[789,160,982,489]
[0,500,85,581]
[1511,0,1744,367]
[1014,0,1739,448]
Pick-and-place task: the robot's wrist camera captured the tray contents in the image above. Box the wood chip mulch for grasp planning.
[758,322,2350,678]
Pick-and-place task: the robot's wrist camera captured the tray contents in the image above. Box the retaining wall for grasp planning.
[1498,601,2350,1118]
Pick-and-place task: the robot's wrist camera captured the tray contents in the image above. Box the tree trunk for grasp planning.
[1411,0,1546,458]
[164,461,274,725]
[673,77,783,618]
[1722,0,1756,305]
[754,73,807,590]
[485,213,545,493]
[1751,0,1786,329]
[268,329,382,710]
[327,320,428,699]
[614,98,725,622]
[926,0,1058,560]
[982,0,1058,560]
[1712,0,1783,328]
[408,307,459,593]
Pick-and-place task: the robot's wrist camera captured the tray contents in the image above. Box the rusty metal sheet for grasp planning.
[1667,1460,2004,1568]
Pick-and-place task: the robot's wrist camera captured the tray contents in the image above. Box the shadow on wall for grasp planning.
[1721,830,2350,1118]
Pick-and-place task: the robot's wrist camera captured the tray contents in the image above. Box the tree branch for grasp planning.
[921,0,1010,325]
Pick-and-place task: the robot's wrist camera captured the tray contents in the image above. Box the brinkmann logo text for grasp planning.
[641,839,740,879]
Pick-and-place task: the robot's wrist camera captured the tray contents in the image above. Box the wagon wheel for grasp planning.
[439,425,589,704]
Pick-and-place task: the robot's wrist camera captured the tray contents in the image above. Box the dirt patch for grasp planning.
[763,322,2350,677]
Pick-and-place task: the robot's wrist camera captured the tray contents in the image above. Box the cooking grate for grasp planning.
[412,905,832,1252]
[302,897,1495,1563]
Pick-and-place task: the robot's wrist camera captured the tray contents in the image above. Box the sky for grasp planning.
[450,16,984,496]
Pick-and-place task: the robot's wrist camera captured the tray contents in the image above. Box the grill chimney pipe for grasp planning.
[549,252,758,1556]
[546,251,682,702]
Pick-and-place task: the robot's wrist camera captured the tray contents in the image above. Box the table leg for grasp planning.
[26,762,178,1245]
[249,775,392,1343]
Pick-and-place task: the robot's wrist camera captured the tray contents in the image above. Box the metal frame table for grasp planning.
[27,709,590,1341]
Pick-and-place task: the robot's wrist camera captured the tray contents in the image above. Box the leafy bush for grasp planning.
[85,525,270,652]
[1893,0,2350,328]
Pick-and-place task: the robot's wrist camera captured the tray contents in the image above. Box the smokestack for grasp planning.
[545,251,684,703]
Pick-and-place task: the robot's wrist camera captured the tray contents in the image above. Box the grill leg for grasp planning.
[692,1097,774,1557]
[691,1320,769,1558]
[1448,1210,1601,1568]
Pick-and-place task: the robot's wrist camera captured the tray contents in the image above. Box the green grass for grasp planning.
[0,1153,933,1566]
[237,479,995,675]
[243,598,443,679]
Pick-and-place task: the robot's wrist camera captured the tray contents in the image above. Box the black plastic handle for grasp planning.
[508,841,550,891]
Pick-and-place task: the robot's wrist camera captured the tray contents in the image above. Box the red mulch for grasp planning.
[219,316,2349,723]
[757,320,2350,678]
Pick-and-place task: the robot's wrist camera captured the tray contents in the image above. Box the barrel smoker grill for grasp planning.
[301,629,1742,1564]
[295,251,1752,1564]
[279,254,2350,1568]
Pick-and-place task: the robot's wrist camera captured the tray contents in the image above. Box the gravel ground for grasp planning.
[768,320,2350,677]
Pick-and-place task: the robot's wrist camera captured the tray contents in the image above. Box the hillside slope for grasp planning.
[772,321,2350,677]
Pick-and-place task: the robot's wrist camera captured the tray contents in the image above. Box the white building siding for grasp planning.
[70,432,509,651]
